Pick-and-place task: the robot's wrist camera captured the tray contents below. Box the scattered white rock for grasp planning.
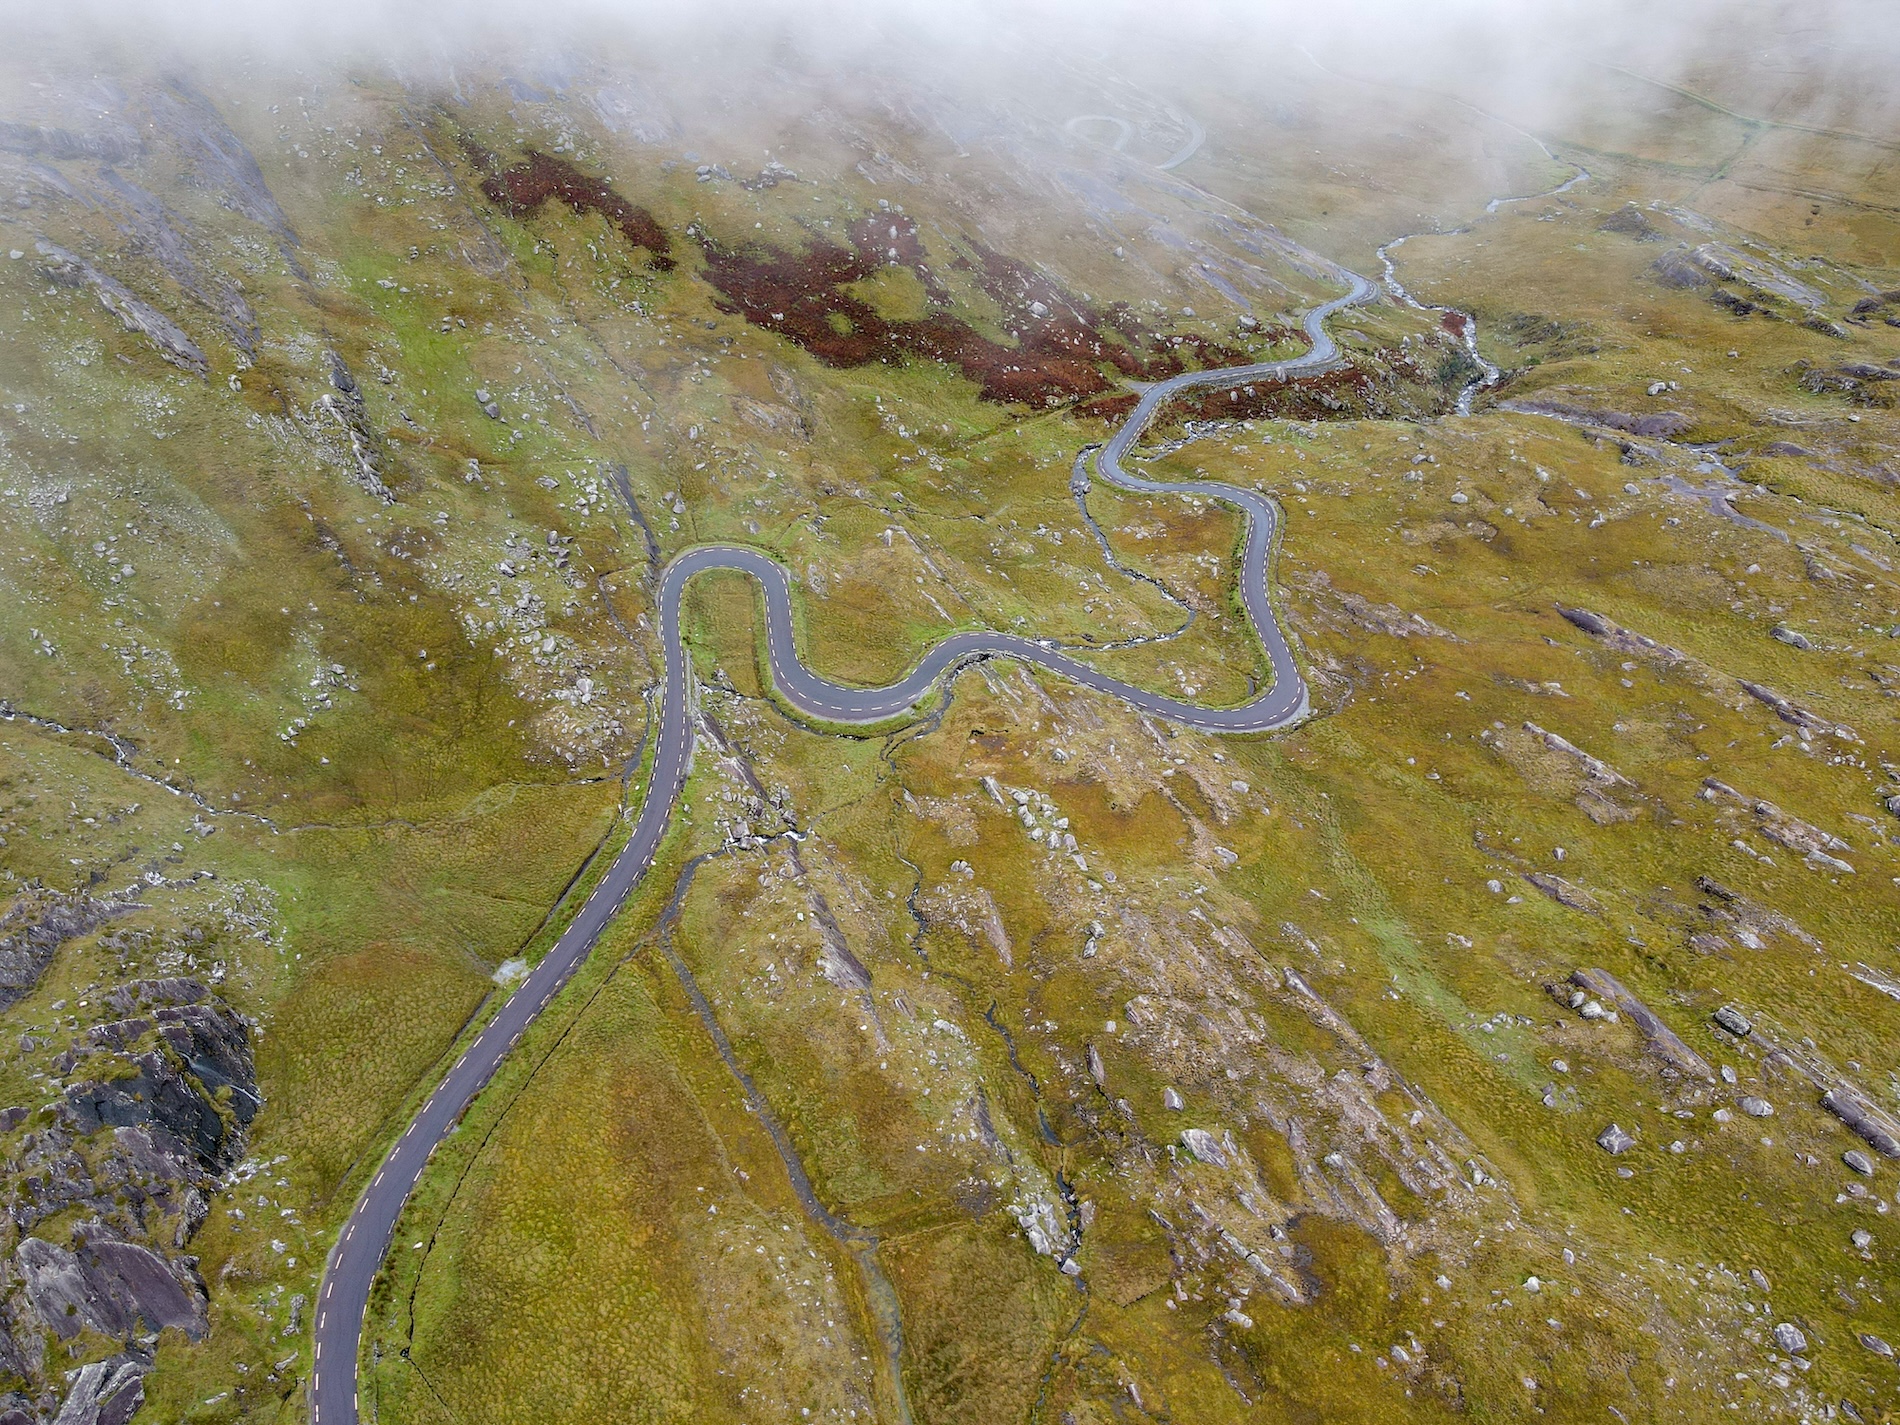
[1181,1128,1228,1167]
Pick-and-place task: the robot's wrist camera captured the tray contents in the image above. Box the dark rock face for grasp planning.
[317,350,397,504]
[65,999,258,1174]
[0,120,141,164]
[17,1224,206,1342]
[0,981,255,1419]
[0,892,142,1014]
[97,977,202,1019]
[147,83,300,253]
[1822,1088,1900,1158]
[34,243,209,375]
[1557,605,1690,666]
[10,1120,203,1247]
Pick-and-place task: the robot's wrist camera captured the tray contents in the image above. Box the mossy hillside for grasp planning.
[352,43,1899,1425]
[3,32,1898,1425]
[383,177,1900,1418]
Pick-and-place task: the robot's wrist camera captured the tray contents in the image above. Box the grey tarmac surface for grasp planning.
[308,247,1375,1425]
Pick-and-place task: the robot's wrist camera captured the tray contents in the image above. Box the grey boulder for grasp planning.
[1773,1321,1808,1355]
[1597,1123,1636,1155]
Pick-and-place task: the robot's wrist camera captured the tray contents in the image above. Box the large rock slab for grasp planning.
[1570,968,1714,1081]
[17,1222,206,1343]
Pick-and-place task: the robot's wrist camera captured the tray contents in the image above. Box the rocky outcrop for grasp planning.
[1798,361,1897,406]
[1525,722,1632,790]
[1478,721,1644,825]
[1503,398,1690,439]
[815,923,871,993]
[0,981,253,1421]
[1524,871,1600,913]
[147,83,301,255]
[1701,779,1854,872]
[1650,241,1830,327]
[1822,1088,1900,1159]
[1569,968,1713,1081]
[89,171,260,359]
[17,1224,206,1342]
[1298,570,1460,641]
[1599,204,1667,241]
[45,1353,147,1425]
[65,993,258,1174]
[1691,875,1817,951]
[1556,606,1689,666]
[0,891,143,1014]
[34,243,207,375]
[917,883,1013,968]
[316,352,396,504]
[10,1121,203,1247]
[1735,682,1855,741]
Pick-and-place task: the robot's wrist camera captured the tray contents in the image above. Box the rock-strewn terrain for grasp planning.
[0,976,254,1422]
[0,10,1898,1424]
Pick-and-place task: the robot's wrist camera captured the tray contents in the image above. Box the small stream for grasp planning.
[1375,147,1592,415]
[653,850,914,1425]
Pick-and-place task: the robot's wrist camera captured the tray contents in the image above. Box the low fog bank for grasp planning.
[11,0,1900,133]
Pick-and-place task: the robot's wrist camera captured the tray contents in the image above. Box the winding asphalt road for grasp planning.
[308,255,1374,1425]
[1064,106,1206,170]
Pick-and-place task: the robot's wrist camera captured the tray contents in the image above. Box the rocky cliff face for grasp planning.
[0,980,255,1424]
[0,893,142,1016]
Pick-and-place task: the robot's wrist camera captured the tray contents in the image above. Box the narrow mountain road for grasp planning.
[308,242,1374,1425]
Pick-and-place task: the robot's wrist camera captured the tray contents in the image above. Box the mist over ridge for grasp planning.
[11,0,1900,145]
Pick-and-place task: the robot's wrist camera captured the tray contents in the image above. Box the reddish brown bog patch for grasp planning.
[479,151,673,271]
[1161,364,1380,424]
[698,212,1194,407]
